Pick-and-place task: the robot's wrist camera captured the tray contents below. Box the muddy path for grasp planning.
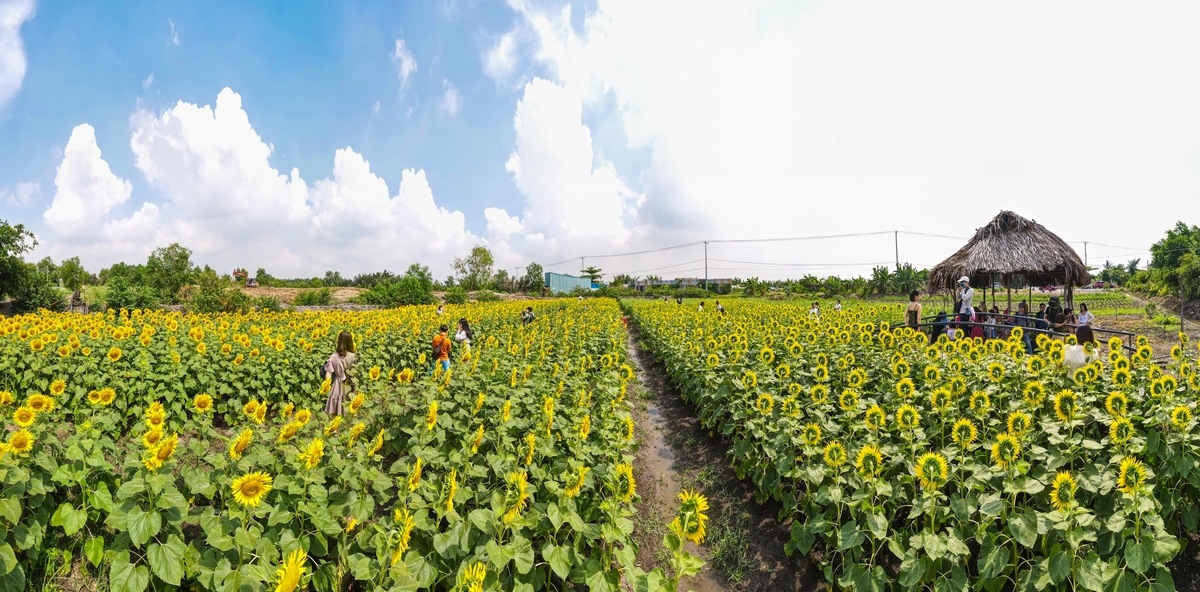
[625,323,822,592]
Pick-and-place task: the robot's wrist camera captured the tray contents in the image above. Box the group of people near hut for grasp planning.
[906,277,1099,354]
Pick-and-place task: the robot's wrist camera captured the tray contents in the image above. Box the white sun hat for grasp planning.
[958,276,970,283]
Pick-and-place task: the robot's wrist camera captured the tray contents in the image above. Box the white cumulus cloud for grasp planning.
[33,88,481,277]
[0,0,35,111]
[1,180,38,205]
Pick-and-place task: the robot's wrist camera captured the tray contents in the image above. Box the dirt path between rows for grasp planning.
[625,323,822,592]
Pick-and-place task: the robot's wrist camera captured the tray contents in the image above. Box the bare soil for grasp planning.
[625,323,822,592]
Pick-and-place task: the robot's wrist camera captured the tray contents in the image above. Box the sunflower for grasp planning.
[1054,389,1078,423]
[1049,471,1076,513]
[1071,367,1089,386]
[986,363,1005,383]
[838,389,859,412]
[1109,416,1135,445]
[390,507,416,565]
[1105,392,1128,417]
[406,456,424,493]
[758,347,775,366]
[753,393,775,415]
[30,338,44,352]
[855,444,884,479]
[295,408,312,425]
[7,429,34,455]
[672,489,710,544]
[99,387,115,406]
[704,353,720,368]
[864,405,886,431]
[801,422,822,446]
[615,462,637,503]
[524,433,537,464]
[501,400,513,422]
[298,439,324,470]
[231,471,273,508]
[323,416,343,436]
[242,400,260,417]
[951,418,977,448]
[741,370,758,389]
[1022,381,1047,407]
[26,393,54,414]
[1025,356,1045,375]
[0,391,12,406]
[1116,457,1147,496]
[847,368,867,388]
[49,379,66,396]
[564,466,589,498]
[929,387,954,413]
[458,562,486,592]
[142,427,165,449]
[193,393,213,414]
[810,384,829,405]
[145,409,166,430]
[1172,406,1193,431]
[914,452,949,491]
[1112,368,1132,387]
[813,365,829,383]
[442,469,458,513]
[229,428,254,460]
[968,391,991,417]
[12,406,35,428]
[924,365,942,383]
[991,433,1021,469]
[896,404,920,430]
[895,377,915,399]
[347,422,366,446]
[252,403,267,425]
[276,421,301,444]
[823,441,847,468]
[502,470,531,524]
[107,347,122,362]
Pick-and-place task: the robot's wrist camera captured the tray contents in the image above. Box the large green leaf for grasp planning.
[109,551,151,592]
[146,535,187,586]
[126,506,162,548]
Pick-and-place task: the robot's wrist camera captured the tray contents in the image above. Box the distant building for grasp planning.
[545,272,593,295]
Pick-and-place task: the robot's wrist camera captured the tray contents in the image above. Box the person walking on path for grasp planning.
[324,331,356,416]
[432,324,452,372]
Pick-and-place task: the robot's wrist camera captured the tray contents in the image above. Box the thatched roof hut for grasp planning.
[928,211,1090,295]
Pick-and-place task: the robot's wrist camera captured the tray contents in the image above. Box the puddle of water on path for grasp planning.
[635,401,726,592]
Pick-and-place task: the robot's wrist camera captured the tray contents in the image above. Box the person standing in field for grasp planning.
[324,331,356,416]
[716,300,726,315]
[957,276,975,318]
[432,325,452,372]
[906,290,922,329]
[454,318,473,355]
[698,301,705,312]
[834,299,843,312]
[1077,303,1095,327]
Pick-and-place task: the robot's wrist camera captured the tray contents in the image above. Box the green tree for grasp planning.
[452,245,495,291]
[58,256,91,292]
[522,262,545,292]
[35,256,59,284]
[14,265,64,312]
[0,220,37,300]
[1149,223,1200,298]
[145,243,196,303]
[867,266,894,296]
[404,263,434,293]
[892,263,926,295]
[580,266,603,283]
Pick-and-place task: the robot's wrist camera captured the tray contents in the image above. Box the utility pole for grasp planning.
[894,230,899,268]
[1083,242,1089,267]
[704,241,709,292]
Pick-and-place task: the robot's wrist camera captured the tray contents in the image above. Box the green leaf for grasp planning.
[979,496,1005,517]
[0,498,20,524]
[544,544,572,580]
[126,506,162,548]
[0,564,23,592]
[584,559,617,592]
[116,478,146,501]
[837,521,864,551]
[1125,538,1152,574]
[510,536,535,575]
[0,544,15,576]
[977,538,1009,579]
[1106,512,1127,533]
[109,551,151,592]
[1048,547,1071,584]
[486,539,513,571]
[83,536,105,568]
[1009,507,1038,548]
[146,536,186,586]
[546,503,563,529]
[865,512,888,540]
[1153,531,1182,562]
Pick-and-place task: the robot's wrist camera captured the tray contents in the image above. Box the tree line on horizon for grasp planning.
[2,218,1198,313]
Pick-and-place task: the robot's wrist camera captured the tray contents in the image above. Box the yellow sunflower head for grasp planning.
[951,418,977,448]
[1049,471,1076,513]
[231,471,273,508]
[822,441,847,469]
[855,444,884,479]
[914,452,949,491]
[1116,457,1146,496]
[991,433,1021,469]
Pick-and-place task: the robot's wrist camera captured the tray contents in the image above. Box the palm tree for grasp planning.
[868,266,894,296]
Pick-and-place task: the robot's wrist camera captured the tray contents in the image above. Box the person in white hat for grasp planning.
[957,276,975,319]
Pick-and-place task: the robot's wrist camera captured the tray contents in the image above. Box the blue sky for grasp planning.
[2,1,1200,281]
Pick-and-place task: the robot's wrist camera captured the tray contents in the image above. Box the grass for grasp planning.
[680,465,756,584]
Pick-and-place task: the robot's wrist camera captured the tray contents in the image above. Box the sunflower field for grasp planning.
[625,299,1200,591]
[0,299,640,591]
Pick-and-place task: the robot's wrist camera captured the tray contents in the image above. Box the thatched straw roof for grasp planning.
[927,211,1090,291]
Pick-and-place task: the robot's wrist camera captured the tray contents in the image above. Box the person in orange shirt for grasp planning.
[432,324,452,371]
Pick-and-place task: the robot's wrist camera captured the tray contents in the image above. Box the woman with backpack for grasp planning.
[323,331,356,416]
[432,324,452,372]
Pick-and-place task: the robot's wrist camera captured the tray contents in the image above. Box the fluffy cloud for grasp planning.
[503,78,635,252]
[0,0,35,111]
[33,88,480,277]
[392,39,417,87]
